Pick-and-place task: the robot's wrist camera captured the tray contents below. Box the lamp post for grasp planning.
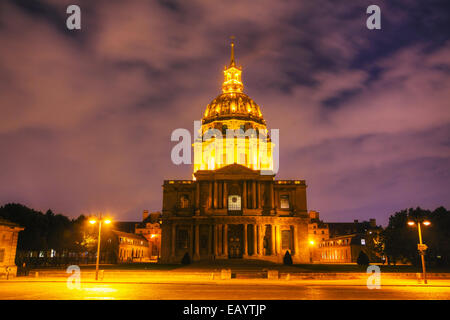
[407,219,430,284]
[89,214,111,281]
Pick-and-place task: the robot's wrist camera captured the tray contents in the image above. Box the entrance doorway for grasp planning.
[228,224,243,258]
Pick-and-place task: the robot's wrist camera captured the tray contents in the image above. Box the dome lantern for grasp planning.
[194,39,274,174]
[202,39,265,126]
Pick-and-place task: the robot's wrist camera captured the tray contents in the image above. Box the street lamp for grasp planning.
[89,214,112,281]
[308,239,315,263]
[407,219,431,284]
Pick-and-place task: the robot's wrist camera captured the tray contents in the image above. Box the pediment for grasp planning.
[214,163,258,175]
[194,163,274,181]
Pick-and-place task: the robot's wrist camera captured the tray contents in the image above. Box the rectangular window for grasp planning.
[280,195,290,209]
[281,230,291,250]
[180,194,190,208]
[0,248,5,263]
[176,229,189,249]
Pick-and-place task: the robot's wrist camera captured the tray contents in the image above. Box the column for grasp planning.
[253,224,257,256]
[218,224,223,254]
[223,181,228,209]
[257,182,261,209]
[218,181,222,209]
[243,181,247,209]
[269,183,274,210]
[213,181,218,209]
[195,182,200,214]
[208,224,213,255]
[258,224,264,256]
[276,225,281,255]
[171,223,176,256]
[271,224,276,255]
[243,224,248,256]
[190,224,195,258]
[208,182,213,209]
[223,224,228,256]
[252,181,256,209]
[293,225,299,255]
[195,224,200,258]
[213,224,218,255]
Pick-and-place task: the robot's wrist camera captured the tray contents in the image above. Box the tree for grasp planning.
[357,251,370,267]
[382,207,450,266]
[0,203,89,254]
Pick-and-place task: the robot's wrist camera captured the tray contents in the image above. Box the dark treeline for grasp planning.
[382,206,450,266]
[0,203,88,252]
[1,203,449,266]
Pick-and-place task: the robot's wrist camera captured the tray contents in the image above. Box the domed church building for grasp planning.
[160,41,311,264]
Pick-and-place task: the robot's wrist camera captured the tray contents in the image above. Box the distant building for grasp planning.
[114,221,139,234]
[102,212,162,263]
[308,212,382,263]
[327,219,378,238]
[135,210,162,259]
[308,211,330,262]
[308,211,330,243]
[0,218,24,277]
[107,230,151,263]
[317,234,366,263]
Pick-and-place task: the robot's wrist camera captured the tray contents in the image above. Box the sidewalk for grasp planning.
[2,271,450,287]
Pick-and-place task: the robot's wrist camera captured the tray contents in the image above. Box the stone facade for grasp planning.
[112,230,151,263]
[161,164,311,264]
[317,234,364,263]
[0,218,24,277]
[160,42,311,264]
[135,221,161,259]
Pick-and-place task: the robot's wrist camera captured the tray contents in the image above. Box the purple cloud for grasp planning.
[0,0,449,225]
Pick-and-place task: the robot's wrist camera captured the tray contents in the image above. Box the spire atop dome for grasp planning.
[230,36,236,67]
[222,37,243,93]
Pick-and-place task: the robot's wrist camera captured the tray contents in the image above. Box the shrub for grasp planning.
[357,251,370,267]
[181,252,191,265]
[283,250,293,265]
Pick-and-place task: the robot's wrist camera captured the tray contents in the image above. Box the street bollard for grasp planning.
[416,272,422,284]
[35,271,39,278]
[267,270,279,280]
[221,269,231,280]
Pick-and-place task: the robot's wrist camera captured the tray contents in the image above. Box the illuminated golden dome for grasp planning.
[202,40,265,126]
[203,92,265,125]
[193,39,274,174]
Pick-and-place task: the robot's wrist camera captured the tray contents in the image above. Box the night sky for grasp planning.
[1,0,449,225]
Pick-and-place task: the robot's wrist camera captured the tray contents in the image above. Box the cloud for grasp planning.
[0,0,449,225]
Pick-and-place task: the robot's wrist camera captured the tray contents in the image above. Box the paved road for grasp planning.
[1,281,449,300]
